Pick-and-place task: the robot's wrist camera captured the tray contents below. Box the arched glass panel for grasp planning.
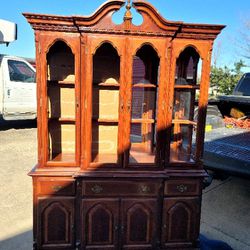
[129,45,159,164]
[46,41,76,162]
[92,43,120,164]
[170,47,201,163]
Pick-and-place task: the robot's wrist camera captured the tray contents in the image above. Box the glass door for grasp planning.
[46,41,76,164]
[128,45,160,165]
[91,42,121,165]
[170,47,201,163]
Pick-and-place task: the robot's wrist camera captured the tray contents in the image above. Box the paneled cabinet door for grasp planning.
[82,199,119,250]
[161,197,200,248]
[37,197,75,249]
[121,199,158,250]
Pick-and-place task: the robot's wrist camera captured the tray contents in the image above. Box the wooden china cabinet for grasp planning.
[24,1,224,249]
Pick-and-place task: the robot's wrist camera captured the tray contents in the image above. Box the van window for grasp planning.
[8,60,35,83]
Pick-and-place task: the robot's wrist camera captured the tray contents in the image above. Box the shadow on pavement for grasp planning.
[0,230,32,250]
[0,117,37,131]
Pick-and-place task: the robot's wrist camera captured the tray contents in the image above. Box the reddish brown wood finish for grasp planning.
[24,1,224,249]
[161,197,200,248]
[121,199,158,249]
[81,199,119,249]
[37,197,75,249]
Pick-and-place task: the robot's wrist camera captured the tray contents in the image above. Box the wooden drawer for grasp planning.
[164,179,201,196]
[36,178,76,196]
[82,180,160,197]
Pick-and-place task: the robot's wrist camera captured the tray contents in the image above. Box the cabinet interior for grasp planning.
[92,43,120,163]
[47,41,76,162]
[129,45,159,164]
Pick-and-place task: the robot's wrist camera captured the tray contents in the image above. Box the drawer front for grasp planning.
[164,179,201,196]
[82,181,160,197]
[37,178,76,196]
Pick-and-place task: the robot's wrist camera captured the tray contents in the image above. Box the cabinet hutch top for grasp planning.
[24,0,224,40]
[24,0,225,175]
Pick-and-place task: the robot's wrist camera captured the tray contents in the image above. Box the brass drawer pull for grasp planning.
[52,185,62,192]
[140,185,151,194]
[176,184,188,193]
[91,185,103,194]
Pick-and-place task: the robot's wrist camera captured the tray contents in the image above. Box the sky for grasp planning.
[0,0,250,71]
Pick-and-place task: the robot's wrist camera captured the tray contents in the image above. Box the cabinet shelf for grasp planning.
[48,80,75,88]
[48,153,76,163]
[92,118,118,123]
[132,83,157,88]
[48,117,76,123]
[97,82,120,87]
[172,119,197,126]
[170,146,195,163]
[131,119,155,124]
[174,85,200,90]
[91,153,118,164]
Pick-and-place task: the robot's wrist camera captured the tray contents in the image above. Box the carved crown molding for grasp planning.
[23,0,225,40]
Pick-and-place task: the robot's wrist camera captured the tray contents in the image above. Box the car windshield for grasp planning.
[234,75,250,96]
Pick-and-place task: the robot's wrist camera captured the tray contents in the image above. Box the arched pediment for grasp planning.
[73,0,181,36]
[132,1,182,32]
[74,0,126,27]
[24,0,225,39]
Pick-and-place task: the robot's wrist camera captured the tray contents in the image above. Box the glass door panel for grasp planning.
[173,90,194,121]
[169,46,200,164]
[130,122,156,163]
[170,124,196,163]
[92,122,118,163]
[91,42,120,164]
[48,122,75,162]
[129,45,159,165]
[46,41,76,163]
[48,85,75,119]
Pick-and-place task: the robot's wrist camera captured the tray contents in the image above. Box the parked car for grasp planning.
[0,54,36,120]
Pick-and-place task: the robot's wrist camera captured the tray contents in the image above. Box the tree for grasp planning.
[210,60,245,95]
[237,20,250,61]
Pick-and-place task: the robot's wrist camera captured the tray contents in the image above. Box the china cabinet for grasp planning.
[24,1,224,249]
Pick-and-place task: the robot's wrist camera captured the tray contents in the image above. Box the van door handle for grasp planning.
[7,89,11,96]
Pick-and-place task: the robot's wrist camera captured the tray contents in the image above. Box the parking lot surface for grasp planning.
[0,121,249,250]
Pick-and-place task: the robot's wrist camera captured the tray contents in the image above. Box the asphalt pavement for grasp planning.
[201,176,250,250]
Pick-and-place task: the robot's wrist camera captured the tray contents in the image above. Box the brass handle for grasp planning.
[176,184,188,193]
[140,185,151,194]
[52,185,62,192]
[91,185,103,194]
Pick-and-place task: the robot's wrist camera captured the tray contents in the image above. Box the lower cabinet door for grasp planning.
[82,198,119,250]
[121,199,158,250]
[37,197,75,249]
[161,197,200,248]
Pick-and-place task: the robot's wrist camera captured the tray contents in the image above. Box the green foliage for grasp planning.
[210,60,246,95]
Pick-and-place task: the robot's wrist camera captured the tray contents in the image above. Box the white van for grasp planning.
[0,54,36,120]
